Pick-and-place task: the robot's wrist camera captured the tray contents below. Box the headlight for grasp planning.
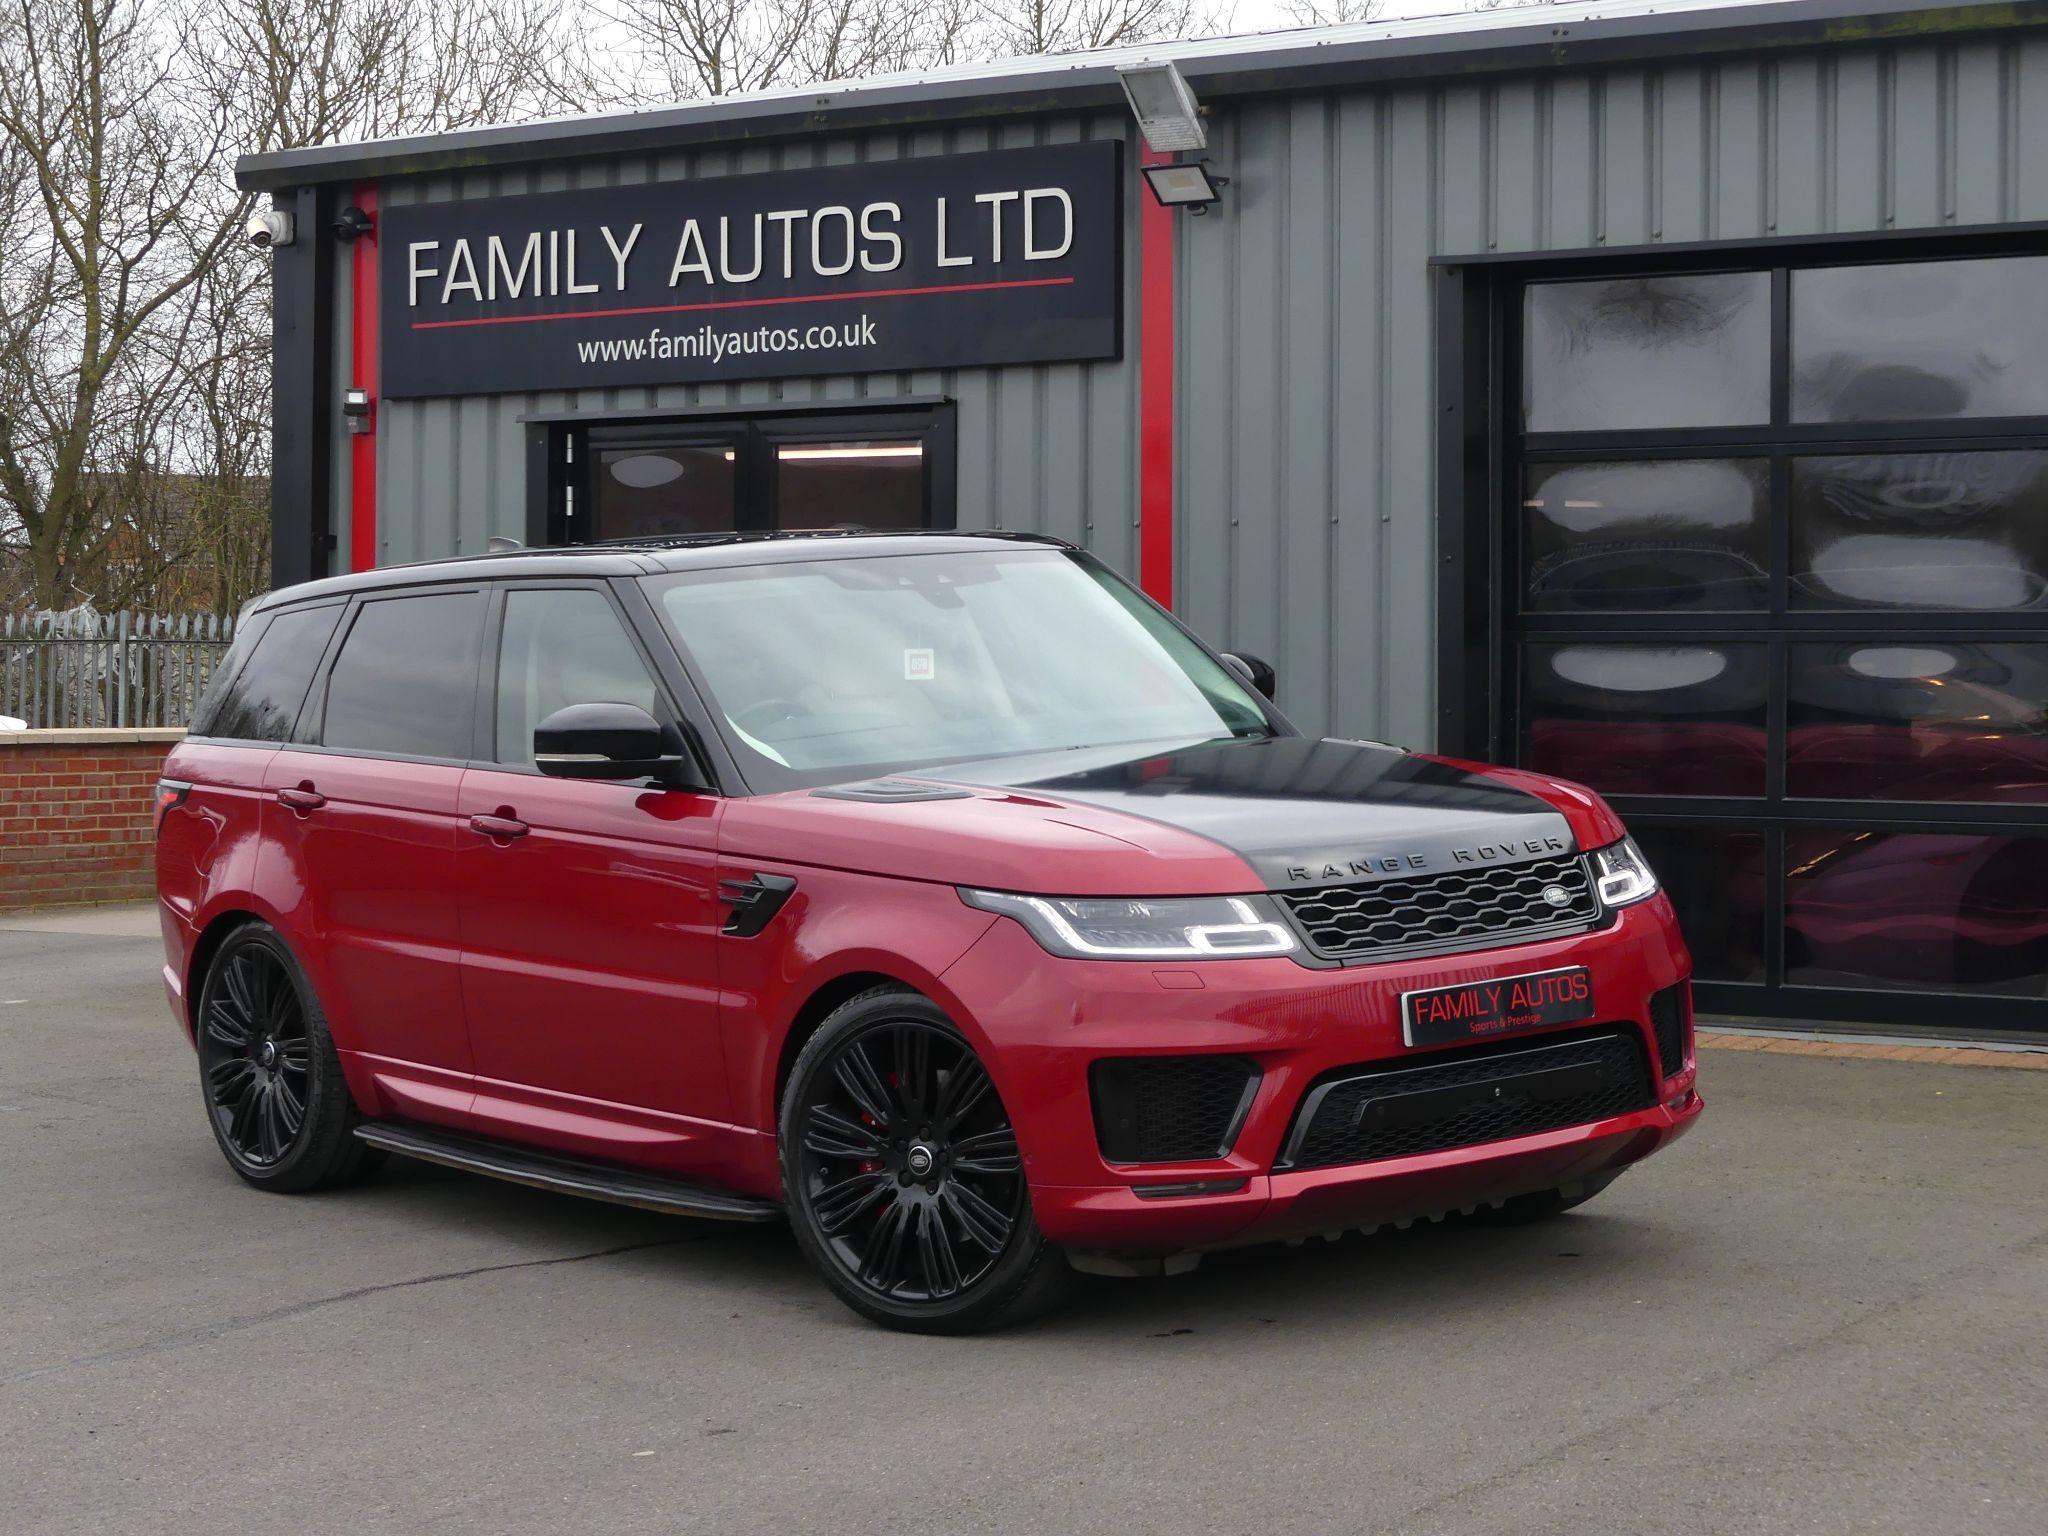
[960,889,1298,959]
[1590,836,1659,908]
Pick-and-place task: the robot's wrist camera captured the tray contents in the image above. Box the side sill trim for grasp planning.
[353,1122,783,1223]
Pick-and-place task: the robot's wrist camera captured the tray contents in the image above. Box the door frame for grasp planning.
[521,398,958,547]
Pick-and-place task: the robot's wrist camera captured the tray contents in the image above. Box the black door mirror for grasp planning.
[1221,651,1277,701]
[534,702,699,786]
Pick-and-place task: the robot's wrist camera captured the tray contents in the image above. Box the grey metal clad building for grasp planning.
[241,0,2048,1038]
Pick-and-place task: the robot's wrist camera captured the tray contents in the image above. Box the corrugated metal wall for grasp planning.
[1177,32,2048,746]
[357,31,2048,747]
[352,111,1145,579]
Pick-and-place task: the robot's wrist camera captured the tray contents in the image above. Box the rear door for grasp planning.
[261,585,487,1124]
[454,579,731,1171]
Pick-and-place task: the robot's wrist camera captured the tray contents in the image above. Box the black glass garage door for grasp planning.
[1504,254,2048,1035]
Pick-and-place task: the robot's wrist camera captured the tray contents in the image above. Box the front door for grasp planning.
[539,405,954,544]
[455,580,731,1174]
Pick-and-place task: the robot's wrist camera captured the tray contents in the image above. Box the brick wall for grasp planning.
[0,730,183,910]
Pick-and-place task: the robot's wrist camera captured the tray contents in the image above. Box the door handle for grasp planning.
[276,786,326,813]
[469,813,529,841]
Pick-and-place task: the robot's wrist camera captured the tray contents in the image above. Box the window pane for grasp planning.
[1792,256,2048,422]
[1523,643,1767,796]
[203,605,340,743]
[1523,273,1770,432]
[775,440,924,531]
[1789,450,2048,611]
[495,589,661,766]
[591,442,737,541]
[1522,459,1768,612]
[1789,642,2048,804]
[1786,829,2048,997]
[321,593,483,760]
[1630,826,1766,983]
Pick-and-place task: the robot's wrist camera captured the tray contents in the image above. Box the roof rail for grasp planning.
[591,527,1071,551]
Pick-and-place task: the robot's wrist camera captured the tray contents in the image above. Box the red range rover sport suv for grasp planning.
[155,531,1700,1332]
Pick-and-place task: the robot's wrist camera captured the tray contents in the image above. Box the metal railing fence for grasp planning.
[0,610,237,729]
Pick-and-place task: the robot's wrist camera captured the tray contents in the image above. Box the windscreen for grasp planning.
[646,548,1272,790]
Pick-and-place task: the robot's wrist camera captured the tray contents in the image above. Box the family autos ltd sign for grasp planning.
[379,141,1123,398]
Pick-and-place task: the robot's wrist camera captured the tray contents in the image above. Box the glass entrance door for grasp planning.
[552,406,953,545]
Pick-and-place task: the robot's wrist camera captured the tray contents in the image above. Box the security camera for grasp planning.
[246,209,295,249]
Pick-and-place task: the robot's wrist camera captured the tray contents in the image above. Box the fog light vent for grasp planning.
[1090,1056,1260,1163]
[1650,983,1691,1080]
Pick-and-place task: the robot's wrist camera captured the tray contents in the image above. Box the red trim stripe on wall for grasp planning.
[1137,146,1176,611]
[348,184,380,574]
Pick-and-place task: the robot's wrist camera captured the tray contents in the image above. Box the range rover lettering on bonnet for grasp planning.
[1283,834,1571,886]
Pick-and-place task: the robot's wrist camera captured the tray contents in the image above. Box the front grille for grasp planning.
[1278,854,1600,963]
[1090,1055,1260,1163]
[1650,983,1690,1079]
[1277,1027,1656,1171]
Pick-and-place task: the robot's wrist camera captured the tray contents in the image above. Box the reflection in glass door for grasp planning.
[770,438,925,529]
[590,437,739,541]
[1505,254,2048,1035]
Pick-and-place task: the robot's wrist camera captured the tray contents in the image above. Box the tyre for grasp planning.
[194,922,383,1193]
[780,987,1071,1334]
[1468,1176,1616,1226]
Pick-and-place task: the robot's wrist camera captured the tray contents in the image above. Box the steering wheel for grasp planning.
[733,697,813,736]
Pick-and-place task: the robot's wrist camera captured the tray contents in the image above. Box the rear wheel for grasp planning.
[780,988,1070,1334]
[194,923,382,1192]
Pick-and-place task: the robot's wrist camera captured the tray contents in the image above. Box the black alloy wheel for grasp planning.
[781,989,1070,1333]
[199,942,312,1166]
[193,923,383,1192]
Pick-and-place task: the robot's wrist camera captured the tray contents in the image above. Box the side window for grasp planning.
[495,587,663,767]
[199,605,342,743]
[320,592,485,760]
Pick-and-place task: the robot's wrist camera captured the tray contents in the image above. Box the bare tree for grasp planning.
[197,0,584,151]
[1280,0,1381,25]
[0,0,244,610]
[972,0,1223,58]
[0,0,585,614]
[591,0,979,104]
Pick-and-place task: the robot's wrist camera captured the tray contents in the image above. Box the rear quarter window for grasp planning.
[195,604,342,743]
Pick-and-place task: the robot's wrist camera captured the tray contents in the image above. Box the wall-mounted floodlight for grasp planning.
[1140,160,1228,214]
[1116,60,1207,153]
[333,205,375,242]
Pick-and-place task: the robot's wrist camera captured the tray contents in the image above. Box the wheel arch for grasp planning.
[184,908,267,1034]
[771,969,917,1121]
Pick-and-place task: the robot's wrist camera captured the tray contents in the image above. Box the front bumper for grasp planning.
[937,894,1699,1256]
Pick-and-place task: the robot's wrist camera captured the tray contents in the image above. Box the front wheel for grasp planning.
[194,922,382,1192]
[779,988,1070,1334]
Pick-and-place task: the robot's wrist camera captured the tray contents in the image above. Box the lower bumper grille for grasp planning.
[1277,1027,1657,1171]
[1090,1055,1261,1164]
